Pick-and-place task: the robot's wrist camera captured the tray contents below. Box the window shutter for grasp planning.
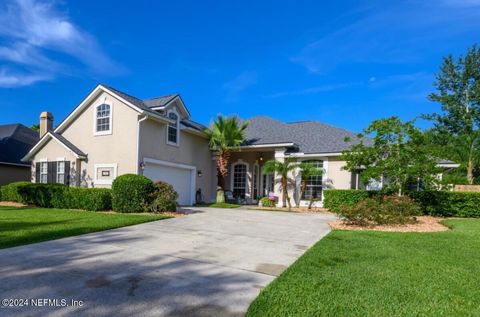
[35,162,40,183]
[47,161,57,184]
[64,161,71,186]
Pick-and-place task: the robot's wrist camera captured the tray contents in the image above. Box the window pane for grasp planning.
[301,160,323,200]
[96,104,111,132]
[233,164,247,199]
[167,112,178,143]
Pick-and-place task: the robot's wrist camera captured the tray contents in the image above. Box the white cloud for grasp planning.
[292,1,480,74]
[0,0,121,88]
[0,68,52,87]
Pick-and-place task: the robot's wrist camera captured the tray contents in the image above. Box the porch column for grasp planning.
[211,154,218,202]
[274,148,286,207]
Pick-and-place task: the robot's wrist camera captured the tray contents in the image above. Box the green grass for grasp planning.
[195,202,241,208]
[247,219,480,317]
[0,206,169,249]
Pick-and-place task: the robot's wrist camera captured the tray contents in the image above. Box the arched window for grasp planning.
[302,160,324,200]
[95,103,111,134]
[167,111,179,145]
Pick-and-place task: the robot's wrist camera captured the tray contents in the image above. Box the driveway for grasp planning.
[0,207,334,316]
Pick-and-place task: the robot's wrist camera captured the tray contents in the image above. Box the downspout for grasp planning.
[136,114,148,175]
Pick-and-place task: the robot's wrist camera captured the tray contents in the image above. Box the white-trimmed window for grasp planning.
[94,103,112,135]
[233,163,248,199]
[57,161,65,184]
[40,162,48,183]
[167,111,179,145]
[302,160,324,200]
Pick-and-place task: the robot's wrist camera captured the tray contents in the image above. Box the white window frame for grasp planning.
[166,108,180,146]
[230,159,250,199]
[94,163,118,185]
[56,159,65,184]
[298,158,329,208]
[39,159,48,184]
[93,101,113,136]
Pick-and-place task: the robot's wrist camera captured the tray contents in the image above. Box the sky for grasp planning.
[0,0,479,132]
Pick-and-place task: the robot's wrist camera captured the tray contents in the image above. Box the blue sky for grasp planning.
[0,0,479,132]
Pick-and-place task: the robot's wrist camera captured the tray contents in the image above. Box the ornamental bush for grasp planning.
[147,181,178,213]
[338,196,421,226]
[260,197,275,207]
[112,174,156,213]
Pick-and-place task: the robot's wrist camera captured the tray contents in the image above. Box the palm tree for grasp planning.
[204,115,248,200]
[263,158,297,208]
[297,162,324,208]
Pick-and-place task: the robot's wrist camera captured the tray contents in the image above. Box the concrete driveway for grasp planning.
[0,207,334,316]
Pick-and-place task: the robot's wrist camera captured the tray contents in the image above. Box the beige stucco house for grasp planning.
[25,83,426,207]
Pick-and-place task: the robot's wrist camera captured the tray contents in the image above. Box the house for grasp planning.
[23,83,443,207]
[0,123,38,185]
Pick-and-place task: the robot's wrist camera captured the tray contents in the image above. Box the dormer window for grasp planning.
[167,110,179,145]
[94,103,112,135]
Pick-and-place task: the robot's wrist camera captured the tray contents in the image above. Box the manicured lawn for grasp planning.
[0,206,169,249]
[196,202,241,208]
[247,219,480,317]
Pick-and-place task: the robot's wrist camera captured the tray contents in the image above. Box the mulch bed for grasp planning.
[0,201,30,207]
[329,216,450,232]
[252,206,335,215]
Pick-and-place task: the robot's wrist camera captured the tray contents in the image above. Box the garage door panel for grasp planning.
[144,164,193,205]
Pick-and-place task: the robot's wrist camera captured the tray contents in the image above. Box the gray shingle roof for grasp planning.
[181,119,206,132]
[143,94,178,108]
[50,132,87,157]
[103,85,179,114]
[242,116,367,154]
[0,124,38,165]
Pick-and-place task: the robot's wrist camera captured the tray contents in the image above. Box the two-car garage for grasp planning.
[142,158,196,206]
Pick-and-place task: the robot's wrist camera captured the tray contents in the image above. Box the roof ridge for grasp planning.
[143,94,178,102]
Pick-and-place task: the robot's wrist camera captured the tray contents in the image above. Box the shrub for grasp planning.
[147,181,178,213]
[323,189,375,212]
[58,187,112,211]
[112,174,155,213]
[409,191,480,217]
[337,196,421,226]
[1,181,33,203]
[260,196,275,207]
[0,181,112,211]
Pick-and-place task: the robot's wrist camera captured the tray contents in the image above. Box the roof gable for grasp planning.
[22,131,86,161]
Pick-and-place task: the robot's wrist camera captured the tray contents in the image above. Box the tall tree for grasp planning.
[425,44,480,184]
[297,162,324,208]
[263,158,297,208]
[342,117,440,196]
[204,115,248,192]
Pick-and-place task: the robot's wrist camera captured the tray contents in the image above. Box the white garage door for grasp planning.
[143,161,194,206]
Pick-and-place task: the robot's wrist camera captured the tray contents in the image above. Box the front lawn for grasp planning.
[247,219,480,317]
[0,206,169,249]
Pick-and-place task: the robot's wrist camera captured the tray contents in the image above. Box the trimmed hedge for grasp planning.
[60,187,112,211]
[112,174,156,213]
[409,191,480,218]
[324,189,480,218]
[0,181,112,211]
[323,190,377,212]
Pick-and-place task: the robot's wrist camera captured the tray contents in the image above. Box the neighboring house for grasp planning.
[22,84,458,207]
[0,124,38,185]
